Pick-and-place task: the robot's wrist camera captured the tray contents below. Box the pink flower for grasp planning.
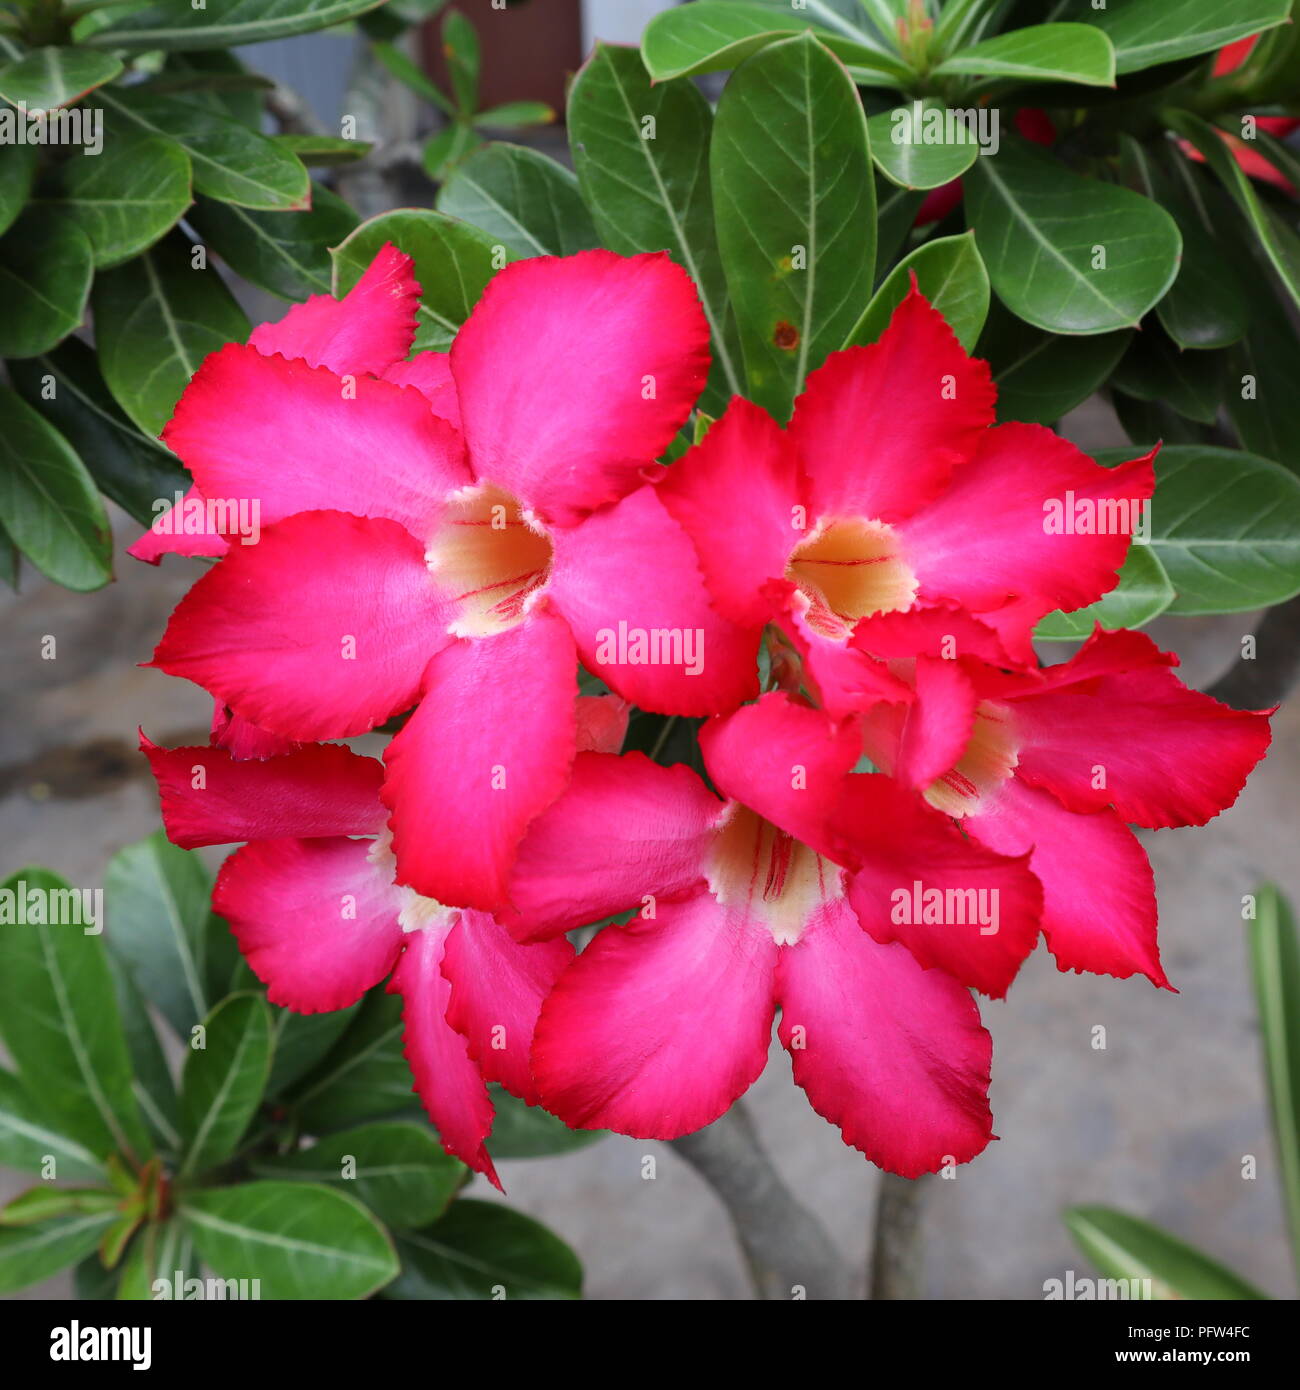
[659,286,1157,699]
[144,246,757,910]
[502,694,1046,1177]
[846,625,1272,994]
[140,692,628,1186]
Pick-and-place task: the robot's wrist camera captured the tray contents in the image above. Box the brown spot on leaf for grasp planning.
[773,321,800,350]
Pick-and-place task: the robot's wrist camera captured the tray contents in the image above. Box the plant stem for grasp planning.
[669,1101,854,1299]
[870,1172,931,1298]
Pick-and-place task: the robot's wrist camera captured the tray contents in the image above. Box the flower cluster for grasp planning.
[138,246,1271,1183]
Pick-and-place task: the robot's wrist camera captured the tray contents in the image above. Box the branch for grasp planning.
[1205,594,1300,710]
[669,1102,854,1299]
[869,1173,931,1299]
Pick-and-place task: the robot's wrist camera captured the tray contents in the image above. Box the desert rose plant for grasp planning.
[1,0,1298,1302]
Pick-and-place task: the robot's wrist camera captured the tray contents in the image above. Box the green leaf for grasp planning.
[86,0,388,52]
[180,1182,398,1300]
[253,1121,462,1228]
[107,961,181,1156]
[1165,110,1300,320]
[442,7,479,115]
[847,231,988,352]
[1080,0,1291,76]
[159,48,265,127]
[105,831,212,1041]
[111,1216,192,1300]
[0,142,37,238]
[274,133,372,167]
[474,100,553,128]
[437,142,599,259]
[52,133,191,268]
[102,88,309,211]
[93,232,250,436]
[935,24,1115,87]
[0,1209,117,1295]
[1111,330,1225,426]
[966,138,1181,334]
[421,120,482,181]
[177,993,273,1179]
[1095,444,1300,615]
[290,992,414,1133]
[0,47,122,109]
[567,42,742,408]
[386,1199,581,1300]
[711,32,875,418]
[1247,884,1300,1285]
[0,207,93,357]
[875,179,924,269]
[267,1004,360,1096]
[1126,145,1248,352]
[0,1068,106,1180]
[1064,1205,1267,1299]
[867,101,979,191]
[2,1185,118,1226]
[331,209,500,352]
[1034,544,1174,641]
[641,1,911,83]
[7,338,189,528]
[189,183,356,301]
[485,1087,606,1158]
[0,869,150,1161]
[0,386,111,591]
[978,299,1130,424]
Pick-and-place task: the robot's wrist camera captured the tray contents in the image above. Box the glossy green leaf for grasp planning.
[1081,0,1290,75]
[1112,331,1225,425]
[486,1088,606,1158]
[474,100,553,128]
[1247,884,1300,1284]
[86,0,387,52]
[1,1186,118,1226]
[93,232,250,436]
[253,1121,462,1229]
[0,1069,106,1180]
[8,338,189,527]
[53,133,191,268]
[181,1183,397,1300]
[274,133,372,166]
[0,142,37,238]
[267,1004,360,1096]
[641,0,911,83]
[567,43,741,405]
[159,48,265,127]
[0,386,111,591]
[1035,544,1174,641]
[978,300,1130,423]
[331,209,500,352]
[1165,110,1300,319]
[442,7,479,114]
[0,207,92,357]
[0,47,122,109]
[875,178,924,269]
[1095,444,1300,615]
[102,88,309,211]
[867,101,979,191]
[421,121,482,181]
[386,1200,581,1300]
[105,831,212,1041]
[967,138,1181,334]
[1131,146,1248,351]
[1064,1206,1267,1299]
[107,960,181,1155]
[712,33,875,418]
[178,993,273,1178]
[0,868,150,1161]
[0,1210,117,1295]
[847,231,988,352]
[189,182,357,300]
[437,142,598,259]
[290,991,414,1133]
[935,24,1115,87]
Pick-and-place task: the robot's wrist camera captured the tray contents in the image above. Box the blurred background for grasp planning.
[2,0,1297,1300]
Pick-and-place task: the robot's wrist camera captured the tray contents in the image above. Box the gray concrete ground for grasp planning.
[2,398,1297,1299]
